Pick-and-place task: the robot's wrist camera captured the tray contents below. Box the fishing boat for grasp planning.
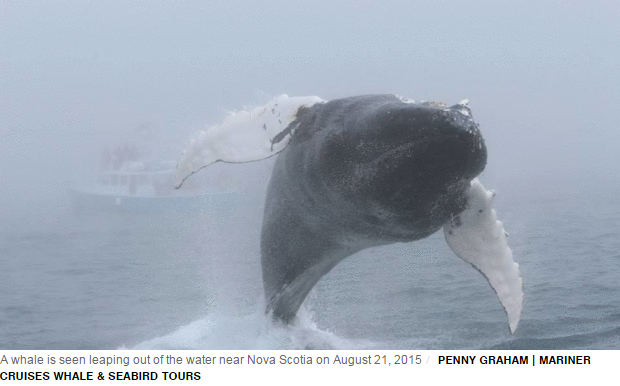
[71,158,238,214]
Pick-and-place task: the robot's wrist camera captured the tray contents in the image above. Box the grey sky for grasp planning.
[1,0,619,216]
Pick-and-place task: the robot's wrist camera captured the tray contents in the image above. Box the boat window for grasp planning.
[138,175,148,185]
[110,174,118,186]
[120,175,128,186]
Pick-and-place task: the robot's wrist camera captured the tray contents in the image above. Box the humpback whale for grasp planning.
[175,94,523,333]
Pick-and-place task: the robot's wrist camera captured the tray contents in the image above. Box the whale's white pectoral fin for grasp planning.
[443,178,523,333]
[174,95,324,188]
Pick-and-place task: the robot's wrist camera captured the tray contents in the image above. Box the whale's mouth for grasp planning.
[365,127,484,198]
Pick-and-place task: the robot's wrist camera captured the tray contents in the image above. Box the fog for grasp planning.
[1,0,619,217]
[2,0,620,351]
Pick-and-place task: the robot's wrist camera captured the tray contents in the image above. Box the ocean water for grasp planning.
[1,178,619,350]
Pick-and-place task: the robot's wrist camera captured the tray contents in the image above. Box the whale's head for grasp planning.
[292,95,487,241]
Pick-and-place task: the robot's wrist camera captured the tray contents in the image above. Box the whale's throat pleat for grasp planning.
[261,189,359,321]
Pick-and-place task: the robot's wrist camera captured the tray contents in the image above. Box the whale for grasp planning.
[175,94,523,333]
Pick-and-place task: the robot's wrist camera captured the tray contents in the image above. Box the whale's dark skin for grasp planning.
[260,94,487,322]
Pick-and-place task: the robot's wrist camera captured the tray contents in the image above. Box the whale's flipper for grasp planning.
[443,178,523,333]
[174,95,323,188]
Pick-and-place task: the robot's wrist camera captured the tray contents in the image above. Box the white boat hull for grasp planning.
[70,188,239,214]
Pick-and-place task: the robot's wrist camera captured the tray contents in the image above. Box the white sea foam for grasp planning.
[132,306,372,350]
